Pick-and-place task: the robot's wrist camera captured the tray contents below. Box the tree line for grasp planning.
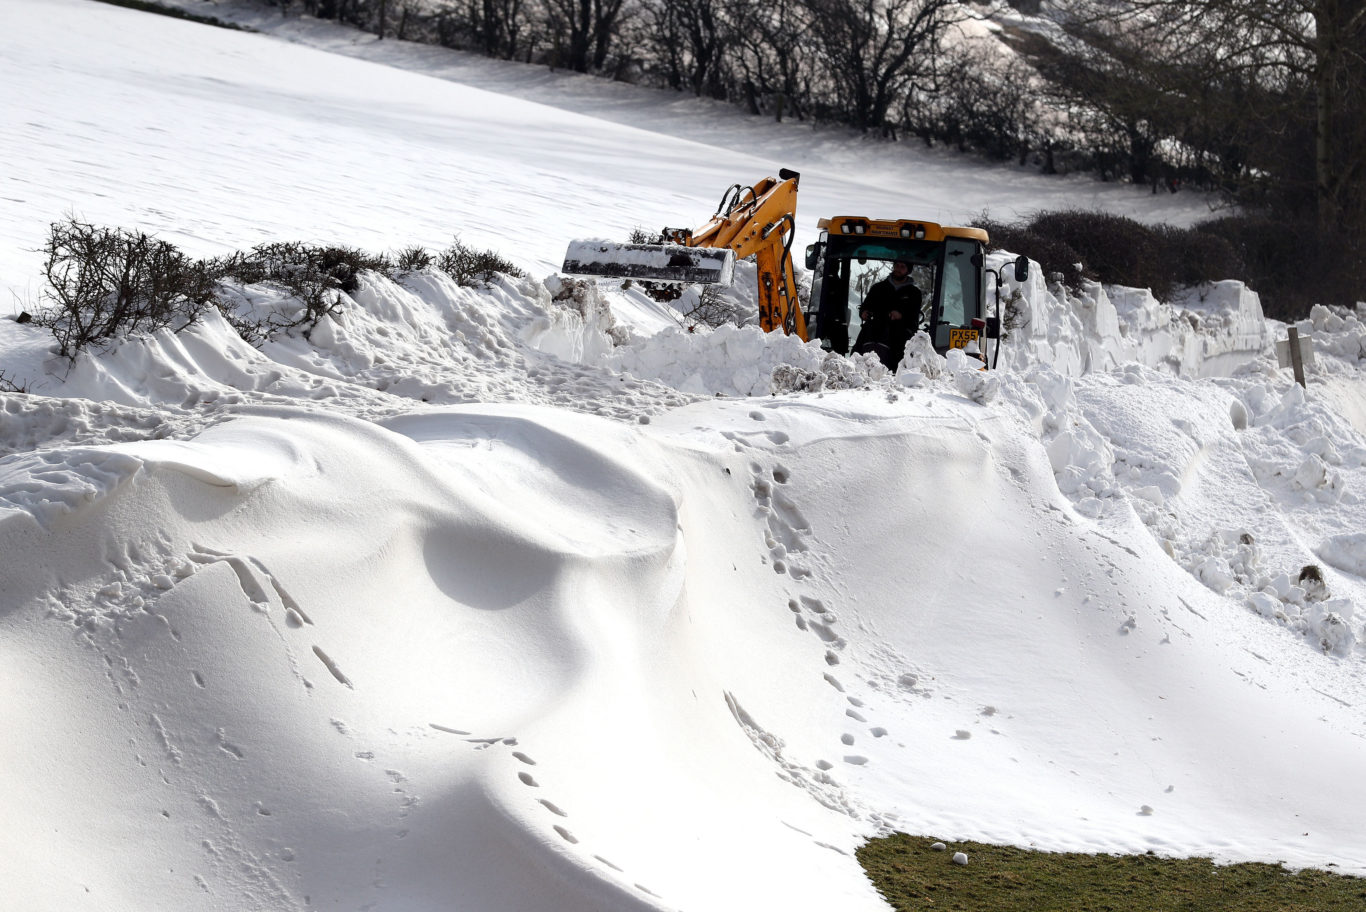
[269,0,1364,311]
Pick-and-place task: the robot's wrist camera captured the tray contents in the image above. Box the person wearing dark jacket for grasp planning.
[853,260,922,370]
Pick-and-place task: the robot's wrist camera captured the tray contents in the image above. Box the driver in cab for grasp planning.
[853,259,921,371]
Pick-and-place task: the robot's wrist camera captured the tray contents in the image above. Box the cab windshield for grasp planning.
[814,237,942,354]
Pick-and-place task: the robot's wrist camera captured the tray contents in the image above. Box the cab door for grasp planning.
[809,238,854,354]
[932,238,984,351]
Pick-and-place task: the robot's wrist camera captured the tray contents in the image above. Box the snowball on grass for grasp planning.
[952,852,969,865]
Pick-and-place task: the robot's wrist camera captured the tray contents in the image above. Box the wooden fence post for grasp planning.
[1288,325,1306,388]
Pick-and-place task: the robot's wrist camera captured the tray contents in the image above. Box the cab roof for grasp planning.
[817,216,989,245]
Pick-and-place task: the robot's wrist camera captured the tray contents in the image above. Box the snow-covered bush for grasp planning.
[36,217,218,358]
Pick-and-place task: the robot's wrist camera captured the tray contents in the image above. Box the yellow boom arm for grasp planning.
[663,170,806,340]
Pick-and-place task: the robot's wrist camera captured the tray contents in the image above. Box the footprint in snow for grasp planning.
[311,646,353,689]
[595,855,623,872]
[428,723,471,735]
[215,729,244,759]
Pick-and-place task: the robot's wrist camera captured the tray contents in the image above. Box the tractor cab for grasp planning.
[805,217,992,358]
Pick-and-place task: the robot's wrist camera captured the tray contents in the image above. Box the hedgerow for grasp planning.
[31,218,527,356]
[976,208,1347,319]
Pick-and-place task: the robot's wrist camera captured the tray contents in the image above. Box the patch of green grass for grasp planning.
[858,834,1366,912]
[87,0,253,30]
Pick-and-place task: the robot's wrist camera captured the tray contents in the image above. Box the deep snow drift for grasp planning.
[3,3,1366,912]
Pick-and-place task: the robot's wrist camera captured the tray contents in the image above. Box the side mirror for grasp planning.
[805,243,822,270]
[985,316,1001,339]
[1013,255,1029,283]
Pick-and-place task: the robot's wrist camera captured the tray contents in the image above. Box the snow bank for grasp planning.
[606,322,885,396]
[992,324,1366,657]
[590,246,1273,398]
[1316,533,1366,577]
[992,256,1269,377]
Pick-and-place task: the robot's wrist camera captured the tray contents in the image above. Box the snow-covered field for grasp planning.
[3,2,1366,911]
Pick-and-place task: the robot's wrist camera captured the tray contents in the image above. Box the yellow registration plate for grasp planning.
[948,327,979,349]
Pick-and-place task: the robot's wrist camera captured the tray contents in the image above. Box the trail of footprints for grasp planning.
[424,732,665,903]
[53,535,372,903]
[726,416,888,781]
[733,412,956,804]
[506,746,664,898]
[58,534,353,704]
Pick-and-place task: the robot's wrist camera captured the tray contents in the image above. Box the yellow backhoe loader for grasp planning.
[561,168,1027,367]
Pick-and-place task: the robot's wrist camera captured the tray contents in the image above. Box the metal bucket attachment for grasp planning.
[562,240,735,286]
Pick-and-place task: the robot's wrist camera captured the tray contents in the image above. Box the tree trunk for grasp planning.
[1314,0,1338,233]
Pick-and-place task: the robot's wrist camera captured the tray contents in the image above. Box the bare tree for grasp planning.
[912,36,1046,164]
[465,0,532,58]
[541,0,633,73]
[1069,0,1366,231]
[728,0,817,119]
[802,0,961,132]
[1028,27,1185,185]
[637,0,728,97]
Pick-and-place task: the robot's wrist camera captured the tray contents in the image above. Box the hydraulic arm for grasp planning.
[562,168,807,340]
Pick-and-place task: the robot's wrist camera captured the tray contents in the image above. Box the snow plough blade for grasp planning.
[562,240,735,286]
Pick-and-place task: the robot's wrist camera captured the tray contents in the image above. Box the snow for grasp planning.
[3,2,1366,911]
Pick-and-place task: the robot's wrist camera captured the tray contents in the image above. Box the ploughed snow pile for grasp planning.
[4,261,1366,912]
[595,253,1275,397]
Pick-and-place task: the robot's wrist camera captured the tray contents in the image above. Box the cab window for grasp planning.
[939,239,981,329]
